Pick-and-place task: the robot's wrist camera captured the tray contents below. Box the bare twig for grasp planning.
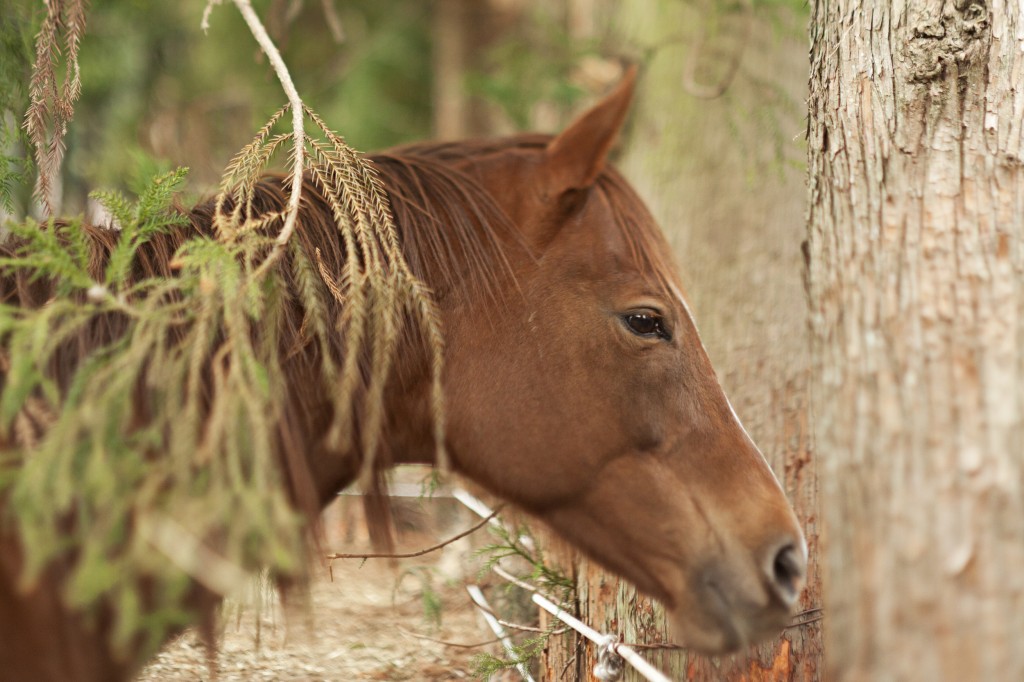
[682,0,752,99]
[560,652,578,680]
[320,0,345,43]
[325,507,503,561]
[205,0,306,275]
[492,564,543,595]
[787,614,824,629]
[620,641,684,651]
[397,627,503,650]
[468,595,569,636]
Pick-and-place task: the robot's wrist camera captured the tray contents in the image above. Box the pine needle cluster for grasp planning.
[214,103,448,483]
[471,524,576,675]
[477,523,575,596]
[0,100,449,660]
[2,0,448,662]
[0,167,301,657]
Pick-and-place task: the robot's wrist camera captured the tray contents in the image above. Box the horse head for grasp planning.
[417,69,807,653]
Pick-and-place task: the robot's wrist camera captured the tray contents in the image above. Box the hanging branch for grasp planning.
[325,508,504,562]
[23,0,91,216]
[203,0,304,273]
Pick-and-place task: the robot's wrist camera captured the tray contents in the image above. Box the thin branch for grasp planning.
[681,0,752,99]
[207,0,305,276]
[397,627,504,650]
[560,652,578,680]
[468,594,569,636]
[320,0,345,43]
[492,564,543,594]
[325,507,504,561]
[621,641,685,651]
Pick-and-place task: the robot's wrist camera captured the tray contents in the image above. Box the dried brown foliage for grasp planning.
[23,0,90,215]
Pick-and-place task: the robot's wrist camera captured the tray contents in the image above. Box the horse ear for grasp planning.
[545,64,637,193]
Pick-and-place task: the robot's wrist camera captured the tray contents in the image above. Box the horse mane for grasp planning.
[375,134,681,301]
[0,136,679,527]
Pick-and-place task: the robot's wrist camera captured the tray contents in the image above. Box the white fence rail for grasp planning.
[334,482,676,681]
[452,488,674,682]
[466,585,537,682]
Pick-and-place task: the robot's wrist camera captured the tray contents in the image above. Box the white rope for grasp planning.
[451,489,674,682]
[466,585,536,682]
[451,488,505,529]
[532,593,671,682]
[452,488,535,550]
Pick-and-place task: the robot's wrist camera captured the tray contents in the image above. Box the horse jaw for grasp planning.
[525,448,805,656]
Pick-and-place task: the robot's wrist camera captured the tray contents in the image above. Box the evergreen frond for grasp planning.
[1,98,450,659]
[472,634,547,679]
[97,168,190,285]
[0,218,95,293]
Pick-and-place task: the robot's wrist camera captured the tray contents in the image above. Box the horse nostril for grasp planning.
[768,543,805,607]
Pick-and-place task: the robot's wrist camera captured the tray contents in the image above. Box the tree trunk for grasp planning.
[432,0,470,140]
[541,1,823,679]
[806,0,1024,679]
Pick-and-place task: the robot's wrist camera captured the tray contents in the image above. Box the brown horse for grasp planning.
[0,70,805,680]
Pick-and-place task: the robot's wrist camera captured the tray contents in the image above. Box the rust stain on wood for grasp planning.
[745,638,792,682]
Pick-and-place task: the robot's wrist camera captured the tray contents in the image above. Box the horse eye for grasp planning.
[623,313,669,340]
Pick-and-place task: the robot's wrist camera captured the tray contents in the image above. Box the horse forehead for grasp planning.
[556,191,635,263]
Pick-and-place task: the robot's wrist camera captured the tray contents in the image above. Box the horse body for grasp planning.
[0,71,804,680]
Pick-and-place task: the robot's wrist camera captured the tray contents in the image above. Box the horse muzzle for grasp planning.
[670,535,808,653]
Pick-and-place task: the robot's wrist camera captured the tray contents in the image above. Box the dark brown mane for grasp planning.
[0,139,680,491]
[374,135,680,302]
[2,135,677,321]
[367,147,521,308]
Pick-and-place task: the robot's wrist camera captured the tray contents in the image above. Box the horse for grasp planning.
[0,69,805,681]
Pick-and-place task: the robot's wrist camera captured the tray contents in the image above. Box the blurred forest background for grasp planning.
[2,0,804,217]
[1,0,816,679]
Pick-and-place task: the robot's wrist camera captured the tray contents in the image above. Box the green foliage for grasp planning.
[0,167,309,658]
[0,90,450,659]
[0,0,451,660]
[476,522,575,595]
[95,166,191,284]
[467,522,575,677]
[0,2,35,213]
[0,1,435,218]
[472,633,547,679]
[468,11,595,128]
[50,0,433,212]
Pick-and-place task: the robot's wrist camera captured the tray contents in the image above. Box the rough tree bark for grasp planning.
[806,0,1024,679]
[540,1,823,679]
